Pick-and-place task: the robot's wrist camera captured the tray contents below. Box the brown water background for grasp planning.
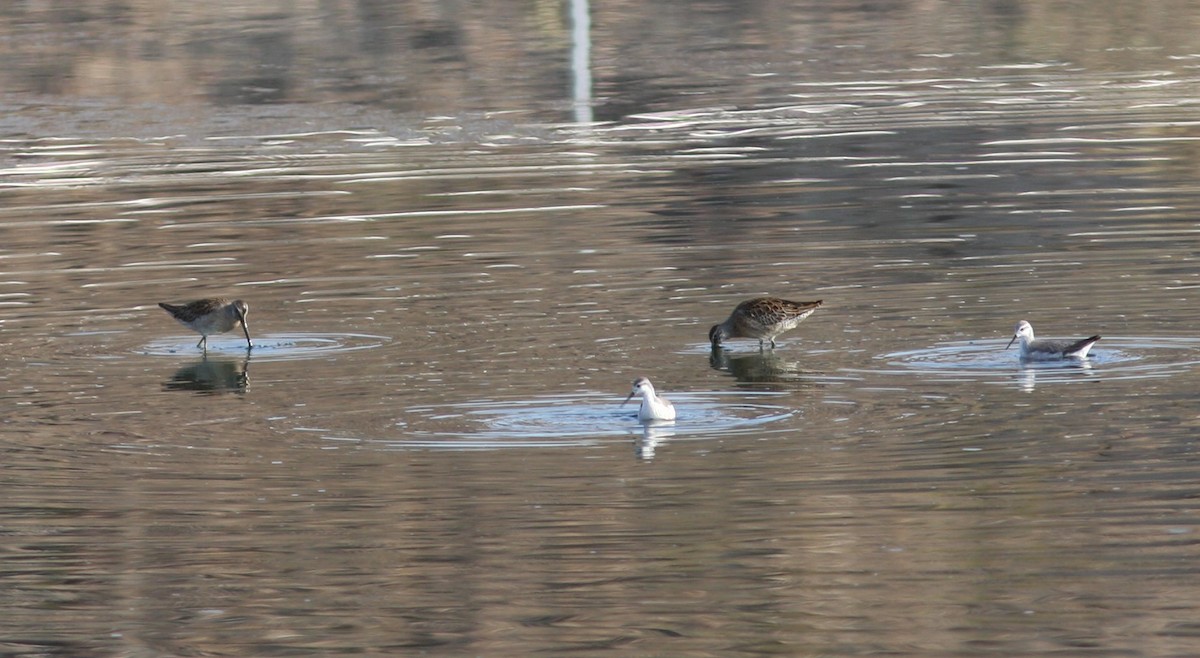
[4,1,1200,656]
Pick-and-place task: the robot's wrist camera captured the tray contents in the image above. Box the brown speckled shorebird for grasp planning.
[709,297,823,349]
[158,298,252,351]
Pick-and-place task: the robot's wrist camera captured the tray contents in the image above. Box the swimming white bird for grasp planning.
[621,377,676,421]
[1006,320,1100,360]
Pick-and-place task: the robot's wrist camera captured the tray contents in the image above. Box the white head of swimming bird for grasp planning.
[1006,320,1099,360]
[621,376,676,421]
[159,298,252,351]
[709,297,823,349]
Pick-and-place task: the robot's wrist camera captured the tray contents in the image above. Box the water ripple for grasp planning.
[308,391,796,450]
[856,337,1200,388]
[138,332,389,361]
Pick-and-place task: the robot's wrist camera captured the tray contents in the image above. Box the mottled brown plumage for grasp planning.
[709,297,823,349]
[159,298,252,350]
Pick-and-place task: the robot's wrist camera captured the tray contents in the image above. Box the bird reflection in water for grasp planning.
[1015,359,1095,393]
[709,345,819,385]
[164,355,250,395]
[635,422,676,461]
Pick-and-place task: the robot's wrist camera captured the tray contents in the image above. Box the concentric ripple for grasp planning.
[860,336,1200,386]
[314,391,796,450]
[139,332,389,360]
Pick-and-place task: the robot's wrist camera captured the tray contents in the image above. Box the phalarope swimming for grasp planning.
[622,376,676,421]
[1006,320,1099,360]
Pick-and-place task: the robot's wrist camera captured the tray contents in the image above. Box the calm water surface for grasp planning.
[4,1,1200,656]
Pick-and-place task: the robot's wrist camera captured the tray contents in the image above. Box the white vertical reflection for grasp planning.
[570,0,593,124]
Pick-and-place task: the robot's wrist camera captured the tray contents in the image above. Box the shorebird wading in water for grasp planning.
[622,377,676,421]
[1006,320,1099,360]
[709,297,823,349]
[159,298,252,351]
